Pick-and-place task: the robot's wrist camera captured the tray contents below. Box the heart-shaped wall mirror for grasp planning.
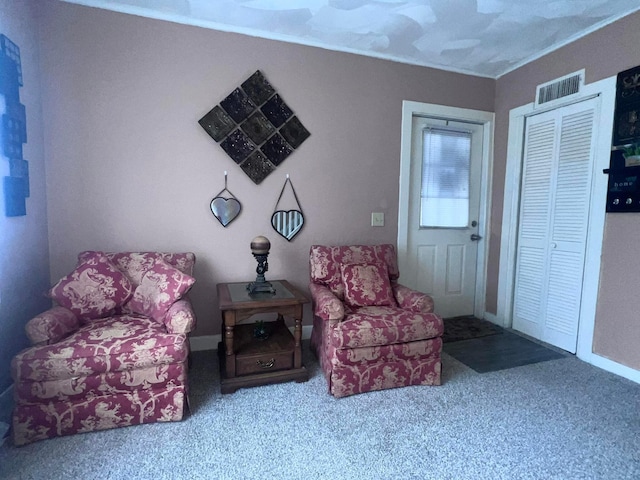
[271,210,304,241]
[211,171,242,227]
[271,175,304,241]
[211,197,241,227]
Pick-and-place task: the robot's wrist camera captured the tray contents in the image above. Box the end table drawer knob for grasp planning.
[257,358,275,369]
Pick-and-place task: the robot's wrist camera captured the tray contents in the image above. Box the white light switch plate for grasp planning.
[371,212,385,226]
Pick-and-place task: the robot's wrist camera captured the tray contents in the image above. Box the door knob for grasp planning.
[470,233,482,241]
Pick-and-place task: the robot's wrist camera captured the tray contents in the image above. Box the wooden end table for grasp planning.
[216,280,309,394]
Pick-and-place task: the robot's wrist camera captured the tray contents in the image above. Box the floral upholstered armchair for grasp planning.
[11,251,197,445]
[309,244,443,398]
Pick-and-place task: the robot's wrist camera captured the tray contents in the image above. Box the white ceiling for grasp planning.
[64,0,640,78]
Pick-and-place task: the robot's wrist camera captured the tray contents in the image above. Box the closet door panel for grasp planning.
[542,105,597,352]
[512,116,556,338]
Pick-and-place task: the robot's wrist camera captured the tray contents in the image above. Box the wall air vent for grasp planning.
[535,70,585,109]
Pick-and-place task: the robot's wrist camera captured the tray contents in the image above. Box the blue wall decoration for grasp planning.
[1,34,29,217]
[198,70,310,185]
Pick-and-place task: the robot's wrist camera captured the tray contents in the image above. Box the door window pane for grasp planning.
[420,128,471,228]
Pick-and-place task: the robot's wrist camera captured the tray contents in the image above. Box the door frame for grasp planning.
[398,101,495,318]
[496,76,616,361]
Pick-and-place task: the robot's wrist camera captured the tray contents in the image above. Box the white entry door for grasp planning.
[402,116,484,318]
[512,97,598,353]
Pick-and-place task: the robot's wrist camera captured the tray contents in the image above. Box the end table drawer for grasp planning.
[233,321,295,377]
[236,351,293,376]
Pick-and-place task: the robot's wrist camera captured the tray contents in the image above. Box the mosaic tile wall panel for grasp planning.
[0,34,29,217]
[199,70,310,185]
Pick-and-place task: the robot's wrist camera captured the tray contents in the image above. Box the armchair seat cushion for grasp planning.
[12,315,188,383]
[330,306,443,349]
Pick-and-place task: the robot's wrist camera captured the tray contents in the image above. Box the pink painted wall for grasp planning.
[0,0,51,415]
[493,11,640,369]
[37,1,494,338]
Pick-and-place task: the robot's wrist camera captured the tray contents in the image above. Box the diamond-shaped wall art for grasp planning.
[199,70,310,185]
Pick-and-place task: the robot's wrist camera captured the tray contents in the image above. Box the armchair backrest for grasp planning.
[309,244,399,299]
[77,251,196,288]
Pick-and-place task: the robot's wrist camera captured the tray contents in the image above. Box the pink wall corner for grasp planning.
[37,1,494,337]
[0,0,52,395]
[592,214,640,368]
[493,10,640,369]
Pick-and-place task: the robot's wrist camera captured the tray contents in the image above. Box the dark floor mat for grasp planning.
[443,331,567,373]
[442,316,504,343]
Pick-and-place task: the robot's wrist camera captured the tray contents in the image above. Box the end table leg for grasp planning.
[293,315,302,369]
[224,323,236,378]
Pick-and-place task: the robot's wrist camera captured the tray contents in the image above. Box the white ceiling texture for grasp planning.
[64,0,640,78]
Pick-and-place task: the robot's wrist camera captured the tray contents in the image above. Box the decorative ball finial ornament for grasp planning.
[250,235,271,255]
[247,235,276,295]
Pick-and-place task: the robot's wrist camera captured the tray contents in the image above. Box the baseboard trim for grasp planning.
[585,352,640,385]
[484,314,639,384]
[190,334,220,352]
[483,312,499,325]
[190,325,313,352]
[0,385,13,401]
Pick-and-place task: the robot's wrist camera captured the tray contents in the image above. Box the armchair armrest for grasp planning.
[25,306,80,346]
[163,298,196,334]
[309,283,345,323]
[392,284,435,314]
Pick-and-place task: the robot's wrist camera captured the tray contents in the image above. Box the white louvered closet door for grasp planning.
[512,98,598,353]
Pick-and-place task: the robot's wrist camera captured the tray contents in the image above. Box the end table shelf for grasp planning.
[216,280,309,394]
